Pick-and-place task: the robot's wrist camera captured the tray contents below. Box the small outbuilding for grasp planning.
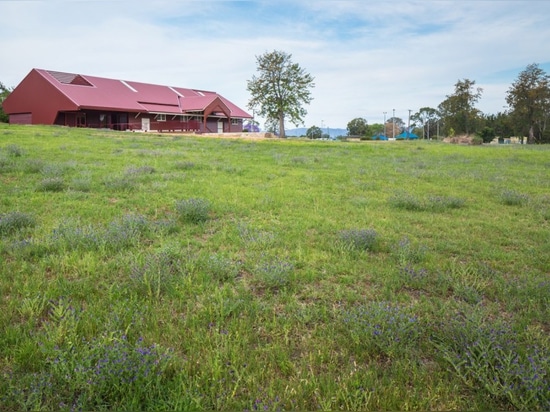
[3,68,252,133]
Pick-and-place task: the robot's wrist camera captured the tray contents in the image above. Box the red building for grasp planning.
[2,69,252,133]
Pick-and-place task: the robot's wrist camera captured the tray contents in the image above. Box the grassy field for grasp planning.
[1,124,549,411]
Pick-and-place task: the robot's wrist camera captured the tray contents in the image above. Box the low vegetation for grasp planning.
[1,124,549,410]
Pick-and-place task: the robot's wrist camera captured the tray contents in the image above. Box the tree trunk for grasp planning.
[528,124,535,144]
[279,114,286,138]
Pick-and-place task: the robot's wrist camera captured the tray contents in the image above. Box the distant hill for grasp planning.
[286,127,347,138]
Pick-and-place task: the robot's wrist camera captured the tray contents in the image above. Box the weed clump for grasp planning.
[130,249,185,299]
[0,211,36,236]
[5,144,24,157]
[4,332,173,411]
[344,301,421,357]
[254,256,294,290]
[389,192,465,211]
[338,228,378,251]
[201,253,240,282]
[38,177,65,192]
[175,198,211,223]
[500,189,529,206]
[433,312,550,411]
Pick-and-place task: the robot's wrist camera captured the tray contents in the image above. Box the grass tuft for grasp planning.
[338,228,378,251]
[175,198,211,223]
[389,192,465,211]
[0,211,36,236]
[38,177,65,192]
[500,189,529,206]
[433,311,550,411]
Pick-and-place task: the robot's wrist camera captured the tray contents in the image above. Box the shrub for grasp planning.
[175,198,211,223]
[471,135,484,145]
[478,126,496,143]
[0,211,36,236]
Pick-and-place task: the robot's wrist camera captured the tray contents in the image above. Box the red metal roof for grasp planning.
[33,69,252,118]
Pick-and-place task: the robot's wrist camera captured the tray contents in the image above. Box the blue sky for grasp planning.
[1,0,549,129]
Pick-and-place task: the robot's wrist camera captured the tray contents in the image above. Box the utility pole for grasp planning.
[408,109,411,139]
[392,109,395,139]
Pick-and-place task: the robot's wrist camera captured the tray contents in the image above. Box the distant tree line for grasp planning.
[342,63,550,143]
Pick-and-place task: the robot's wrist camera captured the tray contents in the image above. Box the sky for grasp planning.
[1,0,550,130]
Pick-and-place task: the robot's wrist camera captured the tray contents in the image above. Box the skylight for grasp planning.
[121,80,138,92]
[169,86,184,97]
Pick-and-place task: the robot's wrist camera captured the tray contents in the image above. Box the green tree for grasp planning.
[0,81,13,123]
[483,112,514,141]
[247,50,315,138]
[306,125,322,139]
[438,79,483,135]
[505,63,550,144]
[411,107,439,139]
[385,117,404,138]
[347,117,369,137]
[477,126,496,143]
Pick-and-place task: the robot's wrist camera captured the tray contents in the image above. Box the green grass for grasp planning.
[1,124,549,410]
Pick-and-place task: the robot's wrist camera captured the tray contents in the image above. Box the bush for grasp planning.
[471,135,484,145]
[478,126,496,143]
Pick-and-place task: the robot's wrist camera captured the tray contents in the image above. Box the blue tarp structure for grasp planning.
[372,134,388,140]
[396,131,419,140]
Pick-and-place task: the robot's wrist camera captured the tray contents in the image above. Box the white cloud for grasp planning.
[1,0,549,128]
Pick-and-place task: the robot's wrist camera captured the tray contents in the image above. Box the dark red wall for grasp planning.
[3,69,78,125]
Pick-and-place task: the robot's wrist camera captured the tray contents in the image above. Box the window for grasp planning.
[156,114,166,122]
[231,119,240,125]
